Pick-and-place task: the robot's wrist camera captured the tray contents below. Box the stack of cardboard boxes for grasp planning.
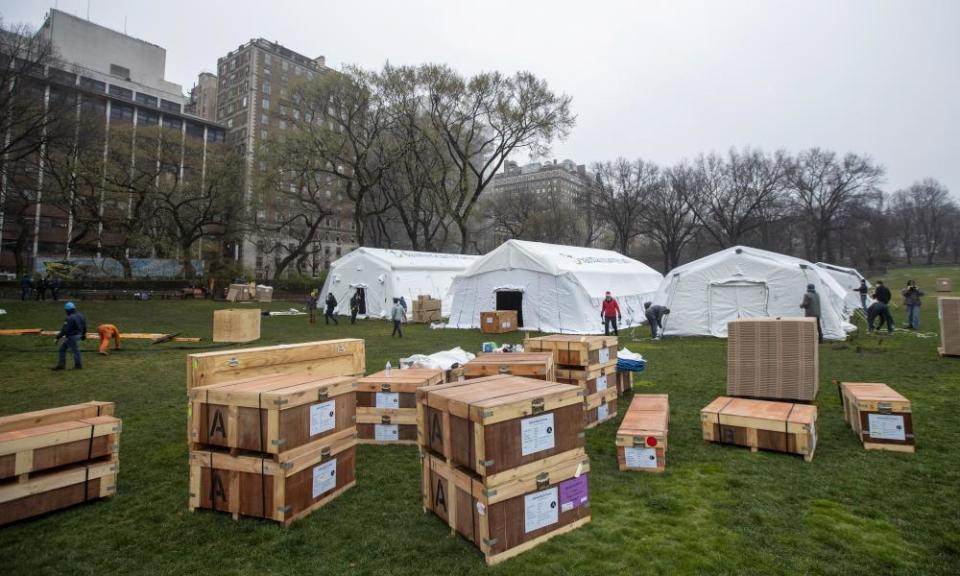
[412,296,442,323]
[938,297,960,357]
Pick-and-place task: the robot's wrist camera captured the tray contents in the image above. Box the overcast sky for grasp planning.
[2,0,958,194]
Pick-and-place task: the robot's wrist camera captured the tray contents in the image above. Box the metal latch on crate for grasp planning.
[381,415,392,424]
[271,438,288,446]
[320,446,332,462]
[531,398,545,414]
[877,401,892,414]
[535,472,550,489]
[498,365,510,374]
[480,458,494,468]
[318,388,329,402]
[380,383,392,392]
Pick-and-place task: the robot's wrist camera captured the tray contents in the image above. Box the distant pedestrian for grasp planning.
[601,291,621,336]
[307,289,319,324]
[34,275,47,301]
[52,302,86,370]
[866,301,894,334]
[350,290,361,324]
[390,298,404,338]
[97,324,121,355]
[856,279,869,312]
[800,283,823,343]
[644,302,670,340]
[324,293,339,325]
[49,276,61,301]
[19,275,32,301]
[901,280,924,330]
[399,296,408,314]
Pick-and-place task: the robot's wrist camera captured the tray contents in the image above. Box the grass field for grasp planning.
[0,266,958,575]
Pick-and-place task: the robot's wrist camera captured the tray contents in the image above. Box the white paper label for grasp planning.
[375,392,400,409]
[486,317,493,324]
[596,374,608,392]
[310,400,336,436]
[625,447,658,469]
[598,347,610,364]
[374,423,399,442]
[597,403,609,422]
[312,459,337,498]
[524,487,559,533]
[504,321,512,328]
[521,413,555,456]
[867,414,906,441]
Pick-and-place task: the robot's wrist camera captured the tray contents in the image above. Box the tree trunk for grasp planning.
[457,219,470,254]
[180,240,196,279]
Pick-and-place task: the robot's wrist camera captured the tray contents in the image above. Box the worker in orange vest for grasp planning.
[97,324,121,355]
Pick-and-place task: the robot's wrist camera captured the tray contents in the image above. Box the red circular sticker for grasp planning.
[645,436,658,447]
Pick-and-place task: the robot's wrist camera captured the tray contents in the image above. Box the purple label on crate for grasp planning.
[558,475,589,512]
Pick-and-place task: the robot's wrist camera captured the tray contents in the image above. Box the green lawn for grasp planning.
[0,266,958,576]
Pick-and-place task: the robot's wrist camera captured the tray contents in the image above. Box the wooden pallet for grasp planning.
[0,416,120,482]
[616,395,668,473]
[524,334,618,368]
[464,352,556,382]
[0,459,118,526]
[701,396,817,462]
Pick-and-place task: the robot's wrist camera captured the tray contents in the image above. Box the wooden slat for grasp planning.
[0,402,114,434]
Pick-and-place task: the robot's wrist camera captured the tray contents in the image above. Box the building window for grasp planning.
[164,116,183,131]
[263,53,272,66]
[241,96,248,108]
[48,67,76,85]
[137,109,159,126]
[135,92,158,107]
[186,122,204,139]
[208,128,224,143]
[80,76,106,93]
[110,64,131,78]
[278,120,287,130]
[110,102,134,123]
[108,85,133,100]
[160,99,181,113]
[260,113,269,124]
[262,97,269,110]
[262,80,271,95]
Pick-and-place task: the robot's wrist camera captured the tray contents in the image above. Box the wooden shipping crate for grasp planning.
[936,278,953,292]
[0,459,118,526]
[938,297,960,357]
[417,375,586,481]
[356,368,444,445]
[422,450,591,565]
[616,394,668,473]
[444,366,466,383]
[212,308,262,343]
[524,335,618,368]
[464,352,556,382]
[838,382,915,453]
[701,397,817,462]
[556,363,618,395]
[412,298,441,313]
[727,317,819,402]
[480,311,518,334]
[584,388,618,429]
[189,428,356,526]
[615,371,634,395]
[186,339,365,390]
[189,374,357,457]
[0,401,114,434]
[0,416,120,482]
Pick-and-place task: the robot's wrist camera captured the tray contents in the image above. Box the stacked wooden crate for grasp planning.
[417,374,591,565]
[616,395,669,473]
[936,278,952,292]
[700,397,817,462]
[464,352,556,382]
[480,310,518,333]
[355,368,443,445]
[186,339,365,526]
[412,296,442,323]
[0,401,120,526]
[726,318,819,402]
[212,308,262,343]
[838,382,915,453]
[938,297,960,357]
[525,335,619,429]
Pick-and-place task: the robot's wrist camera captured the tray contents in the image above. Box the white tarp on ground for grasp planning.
[816,262,870,312]
[320,248,480,319]
[447,239,663,334]
[652,246,853,340]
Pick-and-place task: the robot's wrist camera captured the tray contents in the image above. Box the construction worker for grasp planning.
[97,324,121,355]
[52,302,86,370]
[644,302,671,340]
[800,283,823,343]
[601,291,621,336]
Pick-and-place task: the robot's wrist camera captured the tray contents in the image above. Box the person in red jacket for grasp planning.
[601,291,621,336]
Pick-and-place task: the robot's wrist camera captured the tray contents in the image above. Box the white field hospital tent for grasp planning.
[447,239,663,334]
[816,262,870,312]
[320,248,480,319]
[653,246,854,340]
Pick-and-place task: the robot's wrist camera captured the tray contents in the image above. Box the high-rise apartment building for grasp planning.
[215,39,355,277]
[185,72,218,121]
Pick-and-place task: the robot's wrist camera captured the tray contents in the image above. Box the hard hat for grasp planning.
[64,302,76,311]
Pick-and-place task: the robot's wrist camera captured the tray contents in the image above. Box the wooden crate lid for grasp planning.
[626,394,669,414]
[701,396,816,429]
[0,415,120,455]
[187,338,363,359]
[419,374,584,424]
[356,368,443,392]
[467,450,590,506]
[467,352,555,366]
[618,409,667,436]
[840,382,908,401]
[0,401,114,434]
[525,334,617,350]
[190,373,357,409]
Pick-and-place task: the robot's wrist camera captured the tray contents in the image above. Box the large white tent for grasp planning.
[320,248,480,319]
[447,239,663,334]
[816,262,870,313]
[653,246,853,340]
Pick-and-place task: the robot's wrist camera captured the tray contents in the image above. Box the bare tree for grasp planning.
[593,158,655,256]
[643,162,701,271]
[897,179,955,264]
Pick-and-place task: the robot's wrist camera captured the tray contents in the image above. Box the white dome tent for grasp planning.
[653,246,853,340]
[816,261,870,313]
[447,240,663,334]
[320,248,480,320]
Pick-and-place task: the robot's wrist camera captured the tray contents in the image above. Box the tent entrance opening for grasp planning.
[496,290,524,327]
[354,287,367,315]
[708,281,768,337]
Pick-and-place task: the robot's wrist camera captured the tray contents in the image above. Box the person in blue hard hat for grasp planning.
[52,301,87,370]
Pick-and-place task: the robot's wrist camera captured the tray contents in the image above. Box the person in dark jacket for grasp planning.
[349,290,362,324]
[324,293,339,325]
[600,291,621,336]
[307,289,319,324]
[390,298,404,338]
[866,301,894,334]
[52,302,86,370]
[901,280,924,330]
[644,302,670,340]
[872,281,891,305]
[856,279,869,312]
[49,276,61,301]
[34,275,47,301]
[800,283,823,343]
[19,275,32,301]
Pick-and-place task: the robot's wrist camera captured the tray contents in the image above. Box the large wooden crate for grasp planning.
[701,397,817,462]
[188,374,357,456]
[838,382,915,453]
[189,428,356,526]
[727,318,819,402]
[0,416,120,481]
[556,363,617,395]
[464,352,556,382]
[524,334,618,368]
[355,368,443,445]
[186,339,365,390]
[936,278,953,292]
[417,375,586,482]
[422,449,591,565]
[616,394,668,473]
[938,297,960,357]
[412,298,442,323]
[0,459,118,526]
[212,308,262,343]
[584,388,618,429]
[480,311,518,334]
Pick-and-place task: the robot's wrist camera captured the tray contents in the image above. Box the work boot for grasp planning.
[51,366,65,371]
[73,366,82,370]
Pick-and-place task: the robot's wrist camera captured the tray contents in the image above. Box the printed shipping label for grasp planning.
[559,475,589,513]
[867,414,906,441]
[524,487,559,533]
[624,447,659,469]
[598,347,610,364]
[310,400,336,436]
[597,402,609,422]
[521,413,555,456]
[375,392,400,409]
[596,374,608,392]
[374,423,399,442]
[312,459,337,498]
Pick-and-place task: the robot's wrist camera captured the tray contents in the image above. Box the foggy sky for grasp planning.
[2,0,958,195]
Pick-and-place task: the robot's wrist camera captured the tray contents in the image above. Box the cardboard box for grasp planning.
[938,297,960,356]
[212,308,261,343]
[727,318,819,402]
[481,311,518,333]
